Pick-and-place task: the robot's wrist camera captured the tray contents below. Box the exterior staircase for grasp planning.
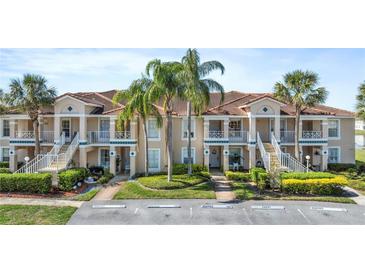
[263,143,283,171]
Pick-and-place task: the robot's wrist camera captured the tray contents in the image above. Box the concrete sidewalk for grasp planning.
[0,197,83,207]
[344,186,365,205]
[92,175,127,200]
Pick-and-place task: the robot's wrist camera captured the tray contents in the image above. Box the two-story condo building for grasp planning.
[0,90,355,178]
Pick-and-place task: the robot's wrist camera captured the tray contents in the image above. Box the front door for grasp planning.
[61,119,71,142]
[209,147,221,168]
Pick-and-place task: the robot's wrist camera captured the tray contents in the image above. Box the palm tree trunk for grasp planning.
[167,111,173,182]
[33,118,40,157]
[187,101,192,175]
[142,118,149,177]
[294,108,301,160]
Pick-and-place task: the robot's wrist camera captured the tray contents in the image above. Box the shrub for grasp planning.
[0,162,9,168]
[172,164,207,175]
[195,171,211,179]
[96,171,114,184]
[225,171,251,182]
[0,173,52,193]
[250,167,266,183]
[281,176,347,195]
[257,172,268,192]
[0,168,11,174]
[58,168,89,191]
[280,172,335,180]
[327,163,356,172]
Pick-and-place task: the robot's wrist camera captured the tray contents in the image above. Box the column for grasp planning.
[109,146,116,175]
[274,116,280,142]
[79,116,87,143]
[223,145,229,172]
[204,145,209,171]
[321,120,329,170]
[79,147,87,168]
[54,116,60,144]
[249,146,256,169]
[38,116,43,140]
[299,120,303,162]
[249,116,256,143]
[223,119,229,139]
[9,119,16,138]
[110,117,116,140]
[130,118,137,139]
[9,146,17,172]
[203,119,209,139]
[129,147,136,178]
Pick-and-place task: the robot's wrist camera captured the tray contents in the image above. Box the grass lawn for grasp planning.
[355,129,365,135]
[347,179,365,195]
[73,188,99,201]
[356,149,365,162]
[0,205,77,225]
[231,182,256,200]
[114,174,215,199]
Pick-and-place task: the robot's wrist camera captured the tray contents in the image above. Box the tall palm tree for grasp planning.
[179,49,225,175]
[2,74,57,156]
[355,81,365,121]
[146,60,183,182]
[112,76,162,177]
[274,70,328,160]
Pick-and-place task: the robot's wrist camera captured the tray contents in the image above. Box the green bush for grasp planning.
[281,176,347,195]
[280,172,335,180]
[225,171,251,182]
[0,168,11,174]
[138,174,206,190]
[257,172,268,192]
[328,163,356,172]
[172,164,207,175]
[250,167,266,183]
[195,171,211,179]
[58,168,89,191]
[0,162,9,168]
[0,173,52,193]
[96,171,114,184]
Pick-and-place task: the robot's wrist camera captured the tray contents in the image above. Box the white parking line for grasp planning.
[147,205,181,208]
[190,207,193,218]
[251,205,285,210]
[297,208,311,224]
[134,208,139,214]
[310,206,347,212]
[242,208,253,225]
[92,204,126,209]
[201,204,234,209]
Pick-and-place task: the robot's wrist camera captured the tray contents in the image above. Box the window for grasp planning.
[99,119,110,132]
[148,149,160,171]
[228,120,241,130]
[3,120,10,137]
[147,119,160,139]
[181,147,196,164]
[99,149,110,168]
[328,147,340,163]
[280,119,287,131]
[182,119,195,139]
[328,120,340,138]
[1,148,9,162]
[229,148,242,166]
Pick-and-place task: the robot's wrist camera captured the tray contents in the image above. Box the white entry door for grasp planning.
[209,147,221,168]
[61,119,71,142]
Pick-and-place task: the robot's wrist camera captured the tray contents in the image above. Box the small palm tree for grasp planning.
[146,60,183,182]
[2,74,57,156]
[274,70,328,160]
[112,76,162,177]
[355,81,365,120]
[179,49,225,175]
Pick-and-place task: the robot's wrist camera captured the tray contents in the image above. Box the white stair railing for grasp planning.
[257,132,270,171]
[271,132,308,172]
[55,132,79,170]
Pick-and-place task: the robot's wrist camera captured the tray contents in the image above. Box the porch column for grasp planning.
[274,116,280,142]
[204,145,209,171]
[79,147,87,168]
[299,120,303,162]
[249,115,256,143]
[9,146,17,172]
[223,119,229,139]
[248,145,256,169]
[110,117,116,140]
[321,120,329,171]
[38,116,43,140]
[110,146,116,175]
[130,147,136,178]
[54,116,60,144]
[9,119,16,138]
[223,145,229,172]
[79,116,87,143]
[203,119,209,139]
[130,119,137,139]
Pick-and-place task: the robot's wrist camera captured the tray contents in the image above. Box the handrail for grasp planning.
[208,130,225,139]
[257,132,270,171]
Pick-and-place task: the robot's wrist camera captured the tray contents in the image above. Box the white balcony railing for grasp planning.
[14,131,54,143]
[280,131,295,143]
[40,131,54,143]
[302,130,322,139]
[87,131,110,144]
[228,130,248,142]
[114,131,131,139]
[281,130,324,143]
[15,131,35,139]
[208,130,225,139]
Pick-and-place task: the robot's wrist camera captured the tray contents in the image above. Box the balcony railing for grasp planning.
[280,131,295,143]
[114,131,131,139]
[15,131,35,139]
[14,131,54,143]
[281,130,324,143]
[228,130,248,143]
[208,130,225,139]
[40,131,54,143]
[87,131,110,144]
[302,130,322,139]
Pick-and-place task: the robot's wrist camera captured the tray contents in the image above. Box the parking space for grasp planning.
[67,199,365,225]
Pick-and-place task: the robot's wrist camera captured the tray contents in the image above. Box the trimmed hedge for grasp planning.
[328,163,356,172]
[257,172,268,192]
[281,172,335,180]
[172,164,208,175]
[225,171,251,182]
[58,168,89,191]
[0,173,52,193]
[0,162,9,168]
[250,167,266,183]
[281,176,347,195]
[0,168,11,174]
[96,172,114,184]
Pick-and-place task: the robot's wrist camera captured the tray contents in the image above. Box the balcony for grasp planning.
[87,131,131,144]
[228,130,248,143]
[280,130,324,143]
[208,130,225,139]
[13,131,54,144]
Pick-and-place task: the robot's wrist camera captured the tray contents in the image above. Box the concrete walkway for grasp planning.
[0,197,83,207]
[211,175,236,202]
[344,186,365,205]
[92,175,127,201]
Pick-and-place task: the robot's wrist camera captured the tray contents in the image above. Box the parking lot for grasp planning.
[67,199,365,225]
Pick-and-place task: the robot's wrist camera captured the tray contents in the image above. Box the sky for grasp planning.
[0,48,364,111]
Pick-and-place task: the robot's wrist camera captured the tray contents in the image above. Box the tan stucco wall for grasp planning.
[55,97,86,114]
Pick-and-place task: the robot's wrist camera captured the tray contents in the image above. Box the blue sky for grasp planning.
[0,48,364,111]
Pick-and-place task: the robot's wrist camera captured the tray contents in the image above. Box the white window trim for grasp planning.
[1,119,10,139]
[181,118,196,141]
[280,118,288,131]
[328,119,341,140]
[147,118,161,141]
[98,117,110,132]
[181,147,196,164]
[0,146,10,162]
[148,148,160,172]
[228,147,243,166]
[98,148,110,168]
[328,146,341,163]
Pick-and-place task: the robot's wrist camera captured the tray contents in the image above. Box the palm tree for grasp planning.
[146,60,183,182]
[273,70,328,160]
[0,89,7,114]
[355,81,365,120]
[112,76,162,177]
[179,49,225,175]
[2,74,57,156]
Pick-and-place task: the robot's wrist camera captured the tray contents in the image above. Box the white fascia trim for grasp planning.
[203,116,248,120]
[240,97,286,108]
